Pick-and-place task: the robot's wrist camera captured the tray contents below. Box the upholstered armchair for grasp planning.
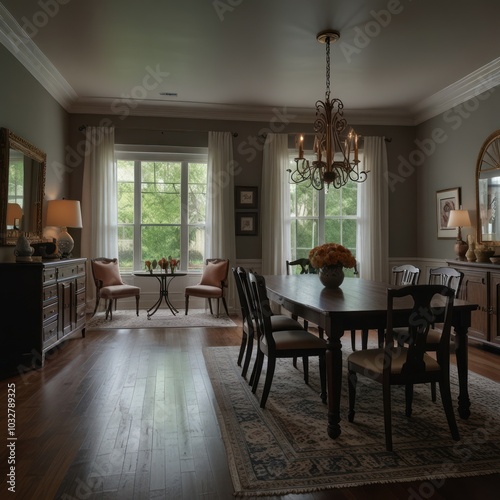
[185,258,229,317]
[91,258,140,320]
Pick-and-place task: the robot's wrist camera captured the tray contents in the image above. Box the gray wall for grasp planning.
[0,45,68,261]
[416,86,500,260]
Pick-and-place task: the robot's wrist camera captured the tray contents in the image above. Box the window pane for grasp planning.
[325,189,341,216]
[294,219,318,257]
[141,162,181,224]
[188,226,205,271]
[188,163,207,224]
[342,219,357,250]
[324,219,340,243]
[118,225,134,272]
[141,225,180,263]
[291,182,318,217]
[342,183,358,216]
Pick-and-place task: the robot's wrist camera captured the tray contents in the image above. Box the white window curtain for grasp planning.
[261,133,291,275]
[81,127,118,261]
[356,136,389,281]
[207,131,236,309]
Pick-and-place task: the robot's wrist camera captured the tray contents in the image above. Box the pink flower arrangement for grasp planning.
[308,243,356,269]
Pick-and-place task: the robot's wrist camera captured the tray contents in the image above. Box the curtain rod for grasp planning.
[78,125,238,137]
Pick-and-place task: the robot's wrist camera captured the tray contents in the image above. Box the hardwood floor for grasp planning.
[1,319,499,499]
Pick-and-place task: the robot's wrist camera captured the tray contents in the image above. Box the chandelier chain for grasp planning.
[325,36,330,100]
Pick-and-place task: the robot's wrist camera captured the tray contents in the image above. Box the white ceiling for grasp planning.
[1,0,500,125]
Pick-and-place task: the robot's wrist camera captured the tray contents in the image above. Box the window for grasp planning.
[116,146,208,273]
[288,154,360,277]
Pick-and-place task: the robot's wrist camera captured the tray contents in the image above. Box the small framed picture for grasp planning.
[236,212,258,236]
[436,187,461,238]
[235,186,258,209]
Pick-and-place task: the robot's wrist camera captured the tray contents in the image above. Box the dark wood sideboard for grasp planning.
[0,258,86,375]
[447,259,500,348]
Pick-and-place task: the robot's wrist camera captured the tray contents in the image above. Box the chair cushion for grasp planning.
[263,330,327,350]
[185,284,223,298]
[100,284,140,299]
[270,315,304,331]
[348,347,440,376]
[93,260,124,286]
[200,260,228,287]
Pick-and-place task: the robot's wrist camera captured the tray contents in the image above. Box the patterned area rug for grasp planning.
[86,309,236,329]
[204,346,500,497]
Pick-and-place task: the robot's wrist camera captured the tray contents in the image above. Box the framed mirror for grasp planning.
[476,130,500,246]
[0,128,46,245]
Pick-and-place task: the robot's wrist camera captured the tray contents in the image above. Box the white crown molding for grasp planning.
[0,4,77,109]
[411,57,500,124]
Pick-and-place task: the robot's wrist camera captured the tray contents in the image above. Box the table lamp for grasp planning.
[447,209,471,260]
[46,199,83,258]
[6,203,22,229]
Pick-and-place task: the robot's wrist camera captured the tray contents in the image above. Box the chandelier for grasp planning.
[288,30,368,190]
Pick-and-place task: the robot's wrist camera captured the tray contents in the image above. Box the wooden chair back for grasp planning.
[392,264,420,286]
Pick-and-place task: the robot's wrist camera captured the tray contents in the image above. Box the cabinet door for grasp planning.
[460,270,488,341]
[489,273,500,345]
[59,281,73,337]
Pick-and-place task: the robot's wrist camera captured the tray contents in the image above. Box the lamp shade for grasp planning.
[6,203,22,225]
[447,210,471,228]
[46,200,82,228]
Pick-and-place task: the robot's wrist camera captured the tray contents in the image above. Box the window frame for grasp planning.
[115,145,208,272]
[288,151,361,271]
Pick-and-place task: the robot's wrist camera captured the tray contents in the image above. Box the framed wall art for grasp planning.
[235,186,258,209]
[436,187,460,238]
[236,212,258,236]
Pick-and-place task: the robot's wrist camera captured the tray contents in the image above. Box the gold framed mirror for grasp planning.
[0,128,46,245]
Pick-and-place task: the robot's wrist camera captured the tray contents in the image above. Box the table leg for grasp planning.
[326,336,343,439]
[454,324,471,419]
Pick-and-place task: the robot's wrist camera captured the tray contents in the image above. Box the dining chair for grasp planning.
[424,267,464,402]
[234,267,304,380]
[248,271,327,408]
[185,258,229,317]
[355,264,421,351]
[91,258,141,320]
[347,284,460,451]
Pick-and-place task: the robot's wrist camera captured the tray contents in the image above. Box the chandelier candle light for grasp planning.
[289,30,368,190]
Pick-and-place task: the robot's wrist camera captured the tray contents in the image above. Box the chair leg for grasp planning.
[237,330,247,367]
[185,295,189,315]
[405,383,414,417]
[430,381,437,402]
[135,296,139,316]
[105,300,113,320]
[92,294,100,317]
[260,357,276,408]
[361,330,369,350]
[377,328,384,348]
[350,330,356,351]
[347,370,357,422]
[208,298,214,316]
[251,351,264,394]
[302,356,309,384]
[382,383,393,452]
[114,299,118,311]
[241,331,254,378]
[222,297,229,316]
[439,378,460,441]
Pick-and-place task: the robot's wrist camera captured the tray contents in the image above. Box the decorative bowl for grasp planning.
[490,256,500,264]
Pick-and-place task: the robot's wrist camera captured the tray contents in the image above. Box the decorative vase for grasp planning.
[14,233,34,262]
[319,266,344,289]
[466,235,476,262]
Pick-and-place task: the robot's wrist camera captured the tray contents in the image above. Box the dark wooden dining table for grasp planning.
[264,274,478,439]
